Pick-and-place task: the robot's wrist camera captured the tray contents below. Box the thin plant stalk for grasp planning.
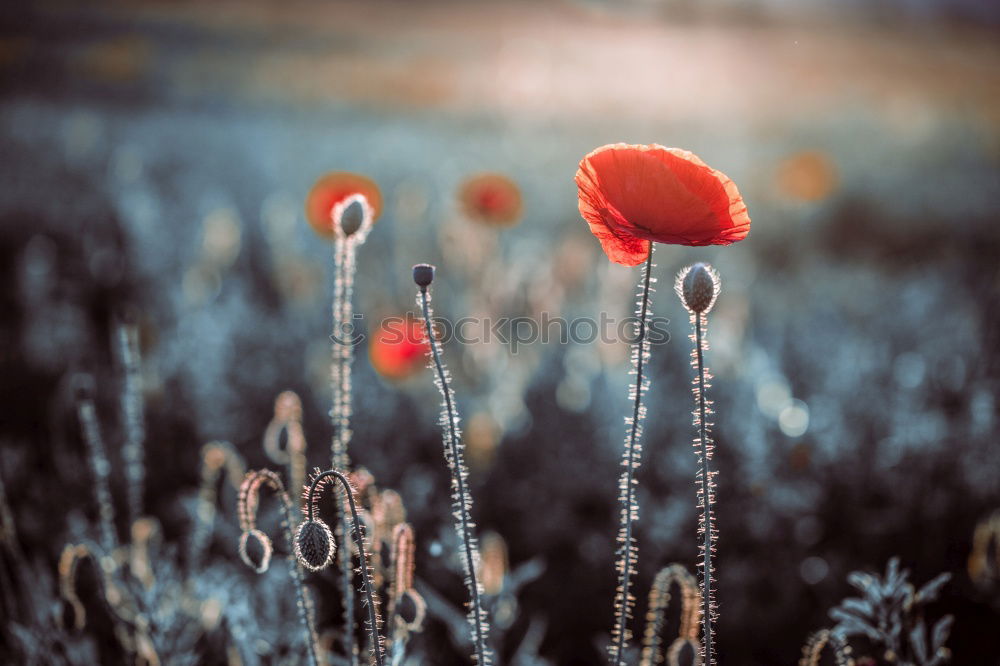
[676,262,722,666]
[116,319,145,529]
[414,265,490,665]
[328,195,374,662]
[611,242,655,665]
[693,314,715,664]
[307,469,386,666]
[75,387,118,553]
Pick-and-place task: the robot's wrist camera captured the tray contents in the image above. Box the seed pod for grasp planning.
[294,519,335,572]
[412,264,435,288]
[677,263,720,314]
[239,529,273,574]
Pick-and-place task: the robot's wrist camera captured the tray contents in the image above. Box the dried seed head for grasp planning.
[412,263,435,288]
[676,263,720,314]
[294,519,335,571]
[239,529,273,574]
[395,589,427,632]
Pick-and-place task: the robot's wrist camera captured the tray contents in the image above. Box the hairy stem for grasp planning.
[331,236,358,663]
[76,397,118,553]
[241,470,321,666]
[117,321,145,529]
[694,314,714,665]
[279,495,322,666]
[309,470,385,666]
[611,244,655,665]
[418,285,490,665]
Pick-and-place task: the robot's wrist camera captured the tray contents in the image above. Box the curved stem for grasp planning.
[419,286,489,665]
[694,314,714,664]
[243,470,321,666]
[309,470,385,666]
[612,244,654,665]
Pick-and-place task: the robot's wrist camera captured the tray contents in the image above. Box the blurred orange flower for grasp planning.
[575,144,750,266]
[775,150,838,203]
[369,316,428,381]
[458,173,522,226]
[305,172,382,238]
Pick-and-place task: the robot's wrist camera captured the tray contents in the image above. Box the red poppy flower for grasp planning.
[369,316,429,381]
[458,173,522,227]
[305,172,382,238]
[575,144,750,266]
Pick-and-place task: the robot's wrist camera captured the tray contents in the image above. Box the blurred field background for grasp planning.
[1,1,999,664]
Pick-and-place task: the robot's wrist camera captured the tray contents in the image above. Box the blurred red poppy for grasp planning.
[369,316,429,381]
[305,172,382,238]
[575,144,750,266]
[458,173,522,226]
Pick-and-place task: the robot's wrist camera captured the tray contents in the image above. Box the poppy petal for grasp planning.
[576,144,749,264]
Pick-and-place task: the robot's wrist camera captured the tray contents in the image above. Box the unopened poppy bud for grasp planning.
[239,529,273,574]
[340,200,365,237]
[395,589,427,631]
[677,263,720,314]
[412,264,435,288]
[294,519,335,571]
[666,637,700,666]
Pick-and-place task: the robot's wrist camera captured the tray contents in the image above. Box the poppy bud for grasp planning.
[666,637,700,666]
[239,529,273,574]
[340,200,365,237]
[294,519,335,571]
[677,263,720,314]
[412,264,435,288]
[395,589,427,631]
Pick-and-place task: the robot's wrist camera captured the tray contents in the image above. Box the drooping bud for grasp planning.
[412,264,435,288]
[294,519,335,571]
[676,263,720,314]
[340,200,365,237]
[239,529,273,574]
[667,637,701,666]
[395,589,427,631]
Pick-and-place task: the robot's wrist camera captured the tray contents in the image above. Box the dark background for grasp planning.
[1,1,999,664]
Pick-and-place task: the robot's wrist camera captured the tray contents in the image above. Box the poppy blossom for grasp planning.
[305,171,382,238]
[369,316,429,381]
[458,173,522,227]
[575,144,750,266]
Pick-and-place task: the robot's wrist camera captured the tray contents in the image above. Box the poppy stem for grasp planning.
[116,318,146,530]
[694,312,715,666]
[611,243,655,666]
[417,278,491,665]
[331,235,358,664]
[308,469,386,666]
[74,386,119,554]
